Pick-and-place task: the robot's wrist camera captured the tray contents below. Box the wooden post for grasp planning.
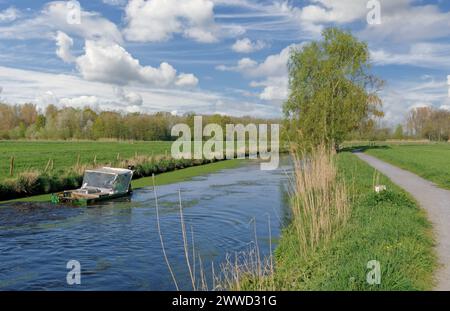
[93,155,97,166]
[76,154,80,167]
[116,153,120,161]
[44,159,52,173]
[9,156,14,177]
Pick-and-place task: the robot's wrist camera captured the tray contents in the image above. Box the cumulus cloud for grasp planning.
[114,87,143,106]
[123,0,220,43]
[54,33,199,88]
[76,40,199,87]
[0,7,20,23]
[218,44,302,77]
[55,31,76,63]
[0,1,122,43]
[232,38,267,53]
[217,43,303,101]
[175,73,199,87]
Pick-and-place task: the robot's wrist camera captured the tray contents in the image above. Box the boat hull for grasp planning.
[51,190,132,206]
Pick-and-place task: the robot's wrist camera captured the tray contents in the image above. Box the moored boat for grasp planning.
[51,167,133,205]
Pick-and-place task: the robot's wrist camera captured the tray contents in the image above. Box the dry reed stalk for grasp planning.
[290,144,349,256]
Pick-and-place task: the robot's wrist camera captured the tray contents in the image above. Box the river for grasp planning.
[0,157,292,290]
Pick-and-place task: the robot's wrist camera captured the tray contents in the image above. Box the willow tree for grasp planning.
[283,28,384,150]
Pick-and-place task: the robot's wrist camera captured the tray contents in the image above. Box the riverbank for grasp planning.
[0,159,245,204]
[267,151,436,290]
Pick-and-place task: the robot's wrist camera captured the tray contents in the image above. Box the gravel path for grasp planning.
[354,152,450,291]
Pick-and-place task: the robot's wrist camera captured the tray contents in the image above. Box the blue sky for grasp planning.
[0,0,450,125]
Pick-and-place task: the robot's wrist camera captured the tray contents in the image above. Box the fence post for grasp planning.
[44,158,52,173]
[9,156,14,177]
[76,154,80,167]
[93,155,97,166]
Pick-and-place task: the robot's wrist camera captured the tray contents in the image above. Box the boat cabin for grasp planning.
[51,167,133,205]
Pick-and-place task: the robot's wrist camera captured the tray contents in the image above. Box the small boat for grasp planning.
[51,167,133,205]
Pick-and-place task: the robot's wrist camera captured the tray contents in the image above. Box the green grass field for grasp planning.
[363,143,450,189]
[273,152,436,290]
[0,140,172,181]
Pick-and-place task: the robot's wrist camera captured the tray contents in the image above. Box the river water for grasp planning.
[0,158,292,290]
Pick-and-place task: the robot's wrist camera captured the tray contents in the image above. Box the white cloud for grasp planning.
[175,73,199,87]
[217,43,303,101]
[379,76,450,125]
[59,95,101,109]
[371,43,450,69]
[123,0,219,43]
[54,35,199,88]
[0,1,122,43]
[55,31,76,63]
[76,40,176,86]
[216,57,257,72]
[299,0,368,25]
[251,76,288,101]
[232,38,267,53]
[114,87,143,106]
[0,7,20,23]
[360,0,450,43]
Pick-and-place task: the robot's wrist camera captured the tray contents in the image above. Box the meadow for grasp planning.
[363,143,450,189]
[0,140,172,181]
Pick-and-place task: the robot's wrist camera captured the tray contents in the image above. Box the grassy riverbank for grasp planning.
[0,159,244,204]
[362,143,450,189]
[271,151,436,290]
[0,140,172,181]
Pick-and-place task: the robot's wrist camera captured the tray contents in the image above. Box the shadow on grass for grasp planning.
[340,144,391,153]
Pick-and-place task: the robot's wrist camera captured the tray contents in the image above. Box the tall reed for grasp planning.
[289,144,349,256]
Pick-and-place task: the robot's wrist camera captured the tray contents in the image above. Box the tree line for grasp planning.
[0,103,277,141]
[406,106,450,141]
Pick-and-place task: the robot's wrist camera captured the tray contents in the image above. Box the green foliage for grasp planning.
[283,28,383,149]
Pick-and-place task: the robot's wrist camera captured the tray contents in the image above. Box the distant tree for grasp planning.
[19,103,38,126]
[283,27,384,150]
[406,107,432,137]
[406,106,449,141]
[393,124,404,140]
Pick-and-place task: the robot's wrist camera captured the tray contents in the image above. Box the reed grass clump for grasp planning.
[289,145,349,255]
